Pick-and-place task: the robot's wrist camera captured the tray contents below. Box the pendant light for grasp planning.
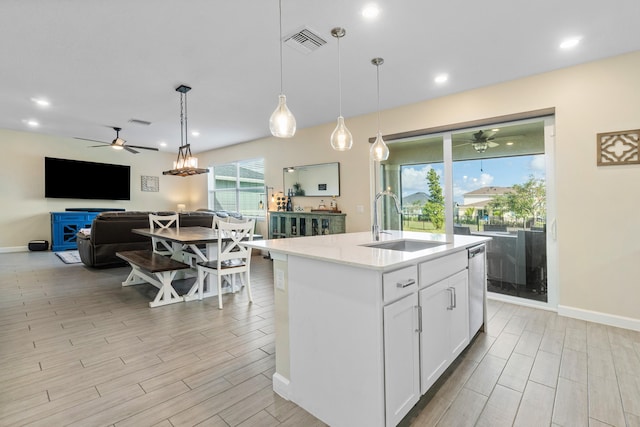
[330,27,353,151]
[370,57,389,161]
[269,0,296,138]
[163,85,209,177]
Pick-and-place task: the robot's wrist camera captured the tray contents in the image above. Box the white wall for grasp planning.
[196,51,640,324]
[2,51,639,325]
[0,129,202,251]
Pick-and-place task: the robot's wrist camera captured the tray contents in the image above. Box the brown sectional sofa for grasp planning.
[77,210,240,268]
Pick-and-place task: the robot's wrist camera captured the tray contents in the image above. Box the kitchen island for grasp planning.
[245,230,490,427]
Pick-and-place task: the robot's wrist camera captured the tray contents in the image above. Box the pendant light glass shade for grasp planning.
[269,94,296,138]
[330,116,353,151]
[270,0,296,138]
[370,131,389,161]
[330,27,352,151]
[370,57,389,162]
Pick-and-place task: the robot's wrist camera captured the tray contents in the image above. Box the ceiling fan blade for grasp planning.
[127,145,159,151]
[89,144,112,148]
[124,146,139,154]
[75,137,110,144]
[487,141,500,147]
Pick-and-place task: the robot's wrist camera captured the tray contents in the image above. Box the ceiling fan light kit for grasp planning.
[110,128,126,150]
[163,85,209,177]
[472,141,489,153]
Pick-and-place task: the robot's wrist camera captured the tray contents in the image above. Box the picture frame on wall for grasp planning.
[141,175,159,192]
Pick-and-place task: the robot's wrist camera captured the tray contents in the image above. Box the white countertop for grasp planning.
[245,230,490,271]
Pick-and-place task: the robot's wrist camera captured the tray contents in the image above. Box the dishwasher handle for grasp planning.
[468,245,485,258]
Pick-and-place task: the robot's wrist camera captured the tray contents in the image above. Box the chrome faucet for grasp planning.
[372,189,402,241]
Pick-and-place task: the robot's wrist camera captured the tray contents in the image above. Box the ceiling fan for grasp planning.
[465,130,500,153]
[74,127,159,154]
[454,129,524,153]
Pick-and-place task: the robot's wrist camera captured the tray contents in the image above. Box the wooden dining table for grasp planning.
[132,226,260,302]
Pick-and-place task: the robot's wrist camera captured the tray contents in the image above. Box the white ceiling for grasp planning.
[2,0,639,154]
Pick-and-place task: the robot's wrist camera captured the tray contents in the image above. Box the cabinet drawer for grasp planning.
[419,251,467,288]
[383,265,418,303]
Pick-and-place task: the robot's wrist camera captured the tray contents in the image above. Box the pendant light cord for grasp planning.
[376,63,381,131]
[278,0,284,94]
[184,91,188,146]
[179,91,189,147]
[179,92,185,147]
[337,35,342,116]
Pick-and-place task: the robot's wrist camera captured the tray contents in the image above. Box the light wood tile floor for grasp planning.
[1,251,639,426]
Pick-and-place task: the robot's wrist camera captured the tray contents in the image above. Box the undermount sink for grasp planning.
[361,239,447,252]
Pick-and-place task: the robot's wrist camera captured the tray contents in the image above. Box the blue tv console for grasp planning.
[50,209,124,251]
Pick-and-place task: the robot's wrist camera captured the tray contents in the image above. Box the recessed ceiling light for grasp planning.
[491,128,500,132]
[506,141,514,146]
[559,37,581,49]
[362,4,380,19]
[159,141,167,147]
[191,131,200,137]
[434,74,448,84]
[24,119,39,127]
[31,97,50,107]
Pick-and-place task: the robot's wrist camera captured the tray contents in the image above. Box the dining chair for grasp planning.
[148,213,179,256]
[182,215,226,267]
[196,219,255,309]
[226,215,246,224]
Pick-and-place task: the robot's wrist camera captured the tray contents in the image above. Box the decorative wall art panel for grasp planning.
[141,175,159,192]
[597,129,640,166]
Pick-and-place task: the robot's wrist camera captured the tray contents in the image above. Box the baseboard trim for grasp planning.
[272,372,291,400]
[0,246,29,253]
[487,294,640,331]
[558,305,640,332]
[487,293,556,312]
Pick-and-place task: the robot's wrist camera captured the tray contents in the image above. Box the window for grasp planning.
[382,117,554,306]
[208,158,265,218]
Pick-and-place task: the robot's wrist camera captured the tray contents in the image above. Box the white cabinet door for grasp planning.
[419,270,470,395]
[384,292,420,427]
[419,280,451,394]
[448,270,470,359]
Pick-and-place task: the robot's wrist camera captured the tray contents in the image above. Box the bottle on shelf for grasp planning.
[330,196,337,211]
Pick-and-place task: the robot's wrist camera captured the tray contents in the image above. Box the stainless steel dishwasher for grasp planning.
[468,244,486,337]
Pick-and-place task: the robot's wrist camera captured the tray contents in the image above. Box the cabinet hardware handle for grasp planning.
[452,287,457,309]
[416,305,422,333]
[396,279,416,288]
[447,287,454,310]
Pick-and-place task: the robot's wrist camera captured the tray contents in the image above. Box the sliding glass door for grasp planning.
[377,117,556,307]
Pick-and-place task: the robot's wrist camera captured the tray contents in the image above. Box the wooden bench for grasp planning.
[117,250,191,308]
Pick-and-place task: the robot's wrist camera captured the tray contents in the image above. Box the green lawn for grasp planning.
[402,219,442,233]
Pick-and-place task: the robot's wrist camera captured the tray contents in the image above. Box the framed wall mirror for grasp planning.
[283,162,340,196]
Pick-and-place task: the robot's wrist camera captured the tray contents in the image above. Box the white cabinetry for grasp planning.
[419,269,469,393]
[383,253,469,424]
[284,247,478,427]
[383,267,420,427]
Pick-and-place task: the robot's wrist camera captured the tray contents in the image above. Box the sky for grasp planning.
[400,154,546,204]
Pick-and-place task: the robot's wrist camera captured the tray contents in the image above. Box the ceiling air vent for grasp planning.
[284,27,327,54]
[128,119,152,126]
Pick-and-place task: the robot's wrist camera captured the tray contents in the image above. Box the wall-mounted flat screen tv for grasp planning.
[44,157,131,200]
